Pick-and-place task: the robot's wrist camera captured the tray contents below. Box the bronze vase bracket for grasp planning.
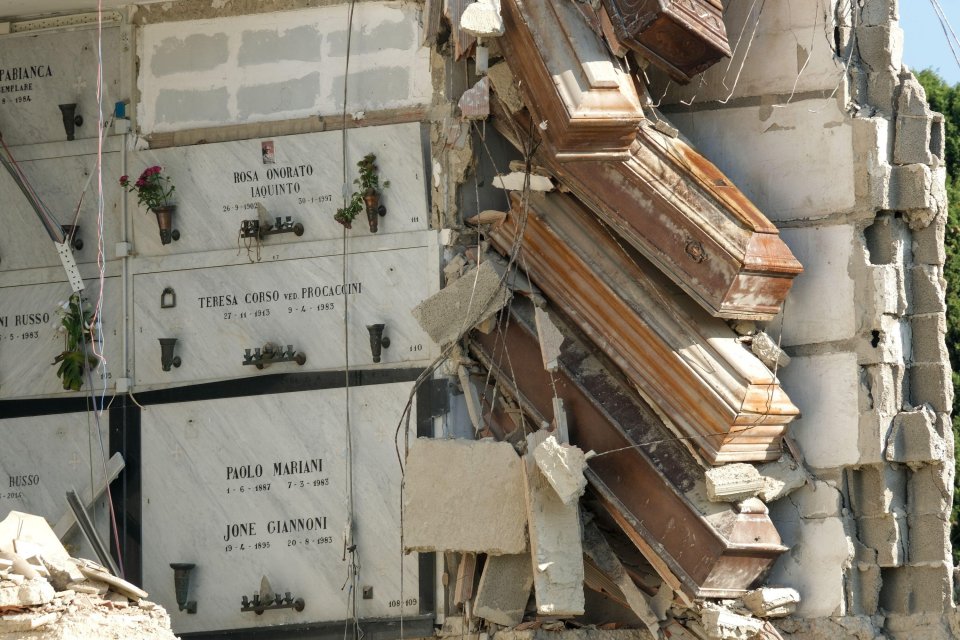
[159,338,182,372]
[151,205,181,245]
[61,225,83,251]
[169,563,197,614]
[363,189,387,233]
[58,103,83,141]
[366,324,390,363]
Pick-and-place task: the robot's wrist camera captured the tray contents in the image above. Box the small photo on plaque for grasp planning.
[261,140,275,165]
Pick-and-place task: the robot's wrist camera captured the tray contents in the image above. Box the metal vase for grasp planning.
[151,205,178,245]
[169,563,196,614]
[159,337,181,371]
[363,190,380,233]
[366,324,389,363]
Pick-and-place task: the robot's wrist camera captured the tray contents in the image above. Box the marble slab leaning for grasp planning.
[0,412,111,560]
[0,277,121,400]
[140,382,421,634]
[0,152,122,273]
[131,123,429,257]
[0,27,123,147]
[132,246,438,388]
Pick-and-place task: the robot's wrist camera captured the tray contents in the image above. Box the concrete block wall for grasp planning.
[662,0,953,633]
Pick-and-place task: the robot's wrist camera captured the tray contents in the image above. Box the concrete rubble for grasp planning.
[742,588,800,619]
[532,435,589,505]
[474,554,534,626]
[0,512,176,640]
[705,464,764,503]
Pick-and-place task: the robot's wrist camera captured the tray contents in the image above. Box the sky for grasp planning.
[900,2,960,85]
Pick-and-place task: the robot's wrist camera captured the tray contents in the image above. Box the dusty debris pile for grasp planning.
[0,511,177,640]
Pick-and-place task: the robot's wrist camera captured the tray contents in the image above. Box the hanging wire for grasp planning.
[929,0,960,73]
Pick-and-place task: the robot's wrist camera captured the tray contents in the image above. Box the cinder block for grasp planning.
[791,480,842,519]
[910,314,948,364]
[402,438,528,555]
[894,73,934,166]
[858,513,907,567]
[856,24,903,74]
[780,226,857,345]
[912,214,946,266]
[907,514,950,565]
[847,465,906,517]
[777,352,860,469]
[866,69,899,117]
[857,314,904,366]
[908,363,953,413]
[909,265,947,314]
[858,408,893,465]
[862,264,904,325]
[907,465,952,516]
[886,407,946,465]
[860,0,896,27]
[879,562,952,614]
[847,556,882,616]
[889,164,933,211]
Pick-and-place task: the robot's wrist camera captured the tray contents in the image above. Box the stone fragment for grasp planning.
[454,553,476,604]
[465,210,508,226]
[403,438,527,554]
[488,62,524,113]
[704,464,763,503]
[458,366,484,432]
[750,331,790,370]
[474,553,533,626]
[493,171,554,192]
[700,606,765,639]
[532,435,587,505]
[0,611,58,632]
[0,513,74,572]
[756,456,807,502]
[894,72,934,166]
[534,306,564,371]
[0,577,55,609]
[411,260,511,347]
[459,0,504,38]
[742,587,800,618]
[40,555,84,592]
[74,559,148,601]
[522,430,584,616]
[0,552,37,580]
[885,406,946,464]
[459,76,490,120]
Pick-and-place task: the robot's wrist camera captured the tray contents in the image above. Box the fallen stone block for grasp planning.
[756,457,807,502]
[522,430,584,616]
[0,577,54,609]
[700,606,765,639]
[742,587,800,618]
[533,435,588,505]
[705,464,763,503]
[454,553,477,605]
[493,171,554,192]
[460,0,504,38]
[474,553,533,626]
[750,331,790,370]
[411,260,511,347]
[404,438,527,555]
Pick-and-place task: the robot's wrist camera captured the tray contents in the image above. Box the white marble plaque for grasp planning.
[141,383,421,634]
[0,28,123,147]
[132,246,437,388]
[131,123,428,256]
[0,278,121,399]
[0,413,111,559]
[0,152,122,273]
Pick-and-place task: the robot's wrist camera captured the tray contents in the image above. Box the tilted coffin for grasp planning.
[601,0,731,83]
[486,191,798,464]
[468,295,788,598]
[496,1,802,320]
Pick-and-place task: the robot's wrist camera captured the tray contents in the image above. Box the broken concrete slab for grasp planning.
[705,464,763,503]
[742,587,800,618]
[454,553,477,605]
[474,553,533,626]
[493,171,554,191]
[757,457,808,503]
[411,260,512,347]
[534,306,564,371]
[700,606,765,639]
[533,435,588,505]
[404,438,528,555]
[522,430,584,616]
[460,0,504,38]
[488,61,524,113]
[459,76,490,120]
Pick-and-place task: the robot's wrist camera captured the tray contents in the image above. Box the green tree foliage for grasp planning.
[915,69,960,560]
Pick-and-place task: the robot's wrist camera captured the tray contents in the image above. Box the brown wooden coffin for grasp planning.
[601,0,731,83]
[468,295,788,598]
[486,191,798,464]
[495,4,801,320]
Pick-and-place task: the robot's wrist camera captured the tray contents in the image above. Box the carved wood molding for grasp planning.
[468,296,787,598]
[487,191,798,464]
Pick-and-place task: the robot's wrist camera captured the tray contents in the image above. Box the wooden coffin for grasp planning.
[468,295,788,598]
[498,0,646,156]
[486,191,798,464]
[601,0,731,83]
[495,6,801,320]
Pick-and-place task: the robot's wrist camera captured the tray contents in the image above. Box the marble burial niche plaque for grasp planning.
[140,382,422,634]
[0,278,121,400]
[0,27,122,147]
[0,152,122,273]
[0,413,112,559]
[131,123,429,256]
[132,244,438,388]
